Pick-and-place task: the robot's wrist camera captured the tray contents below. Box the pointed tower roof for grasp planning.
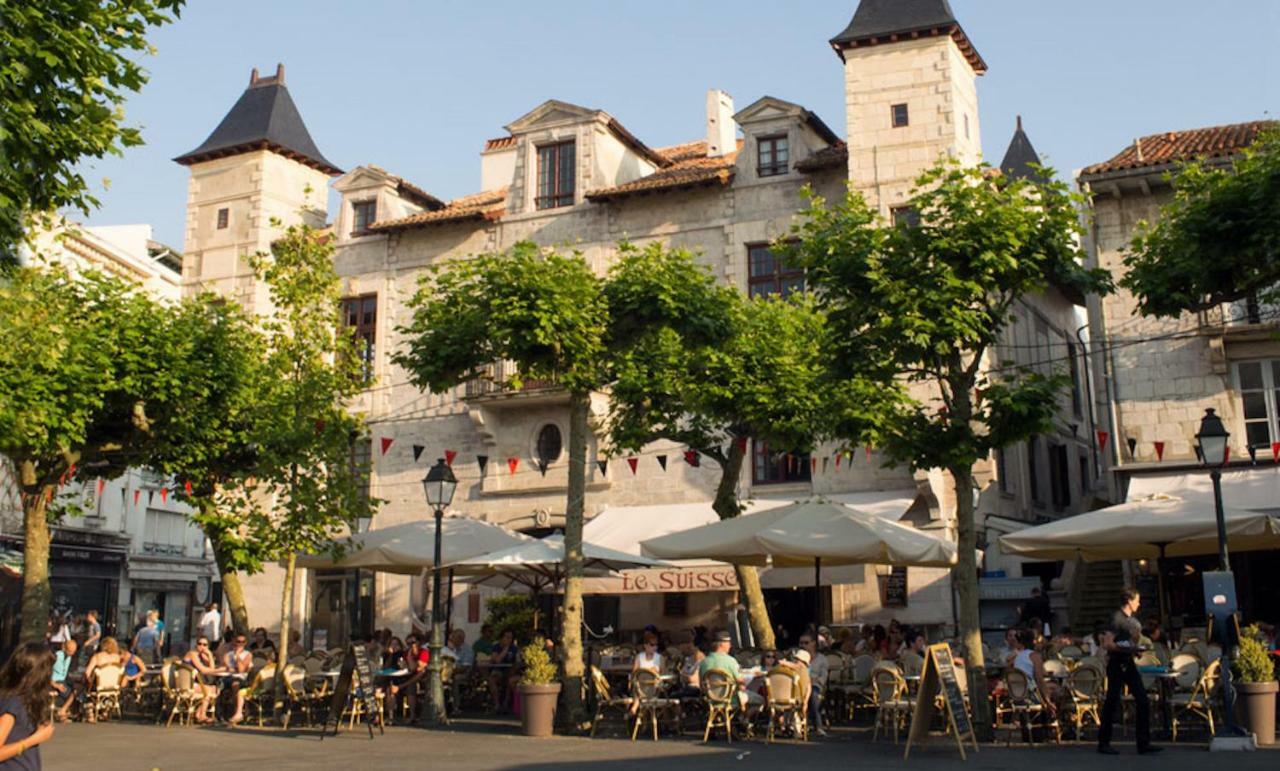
[830,0,986,73]
[174,65,341,175]
[1000,116,1041,180]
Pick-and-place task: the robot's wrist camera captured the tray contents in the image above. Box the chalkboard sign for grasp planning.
[321,645,383,739]
[904,643,977,760]
[884,566,908,608]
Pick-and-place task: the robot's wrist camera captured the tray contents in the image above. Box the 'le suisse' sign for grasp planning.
[582,567,739,594]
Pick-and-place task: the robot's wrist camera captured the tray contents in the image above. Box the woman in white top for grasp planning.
[632,632,663,674]
[1010,629,1056,712]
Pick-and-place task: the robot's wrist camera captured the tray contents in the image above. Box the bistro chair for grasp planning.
[1063,664,1102,739]
[589,666,633,738]
[840,654,877,721]
[241,664,278,728]
[1000,669,1060,745]
[89,664,125,723]
[871,666,912,744]
[1169,653,1201,691]
[1057,644,1084,661]
[280,663,315,728]
[630,668,678,741]
[1170,659,1219,742]
[165,665,203,727]
[700,669,737,743]
[764,667,806,743]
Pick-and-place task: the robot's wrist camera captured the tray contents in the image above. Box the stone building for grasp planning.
[1079,120,1280,626]
[177,0,1100,647]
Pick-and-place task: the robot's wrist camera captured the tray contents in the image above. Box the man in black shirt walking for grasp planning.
[1097,588,1161,755]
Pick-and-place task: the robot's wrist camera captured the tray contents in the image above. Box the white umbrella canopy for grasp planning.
[295,517,531,575]
[998,494,1280,562]
[451,535,672,592]
[640,497,957,568]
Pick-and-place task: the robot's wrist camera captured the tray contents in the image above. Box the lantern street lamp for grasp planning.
[421,458,456,726]
[1194,408,1231,571]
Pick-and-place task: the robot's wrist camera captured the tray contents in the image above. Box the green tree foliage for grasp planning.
[0,0,184,267]
[243,221,378,702]
[1122,127,1280,318]
[605,242,874,649]
[783,160,1111,733]
[0,265,189,642]
[144,295,269,634]
[396,241,608,728]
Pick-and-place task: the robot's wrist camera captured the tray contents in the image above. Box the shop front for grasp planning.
[0,528,128,644]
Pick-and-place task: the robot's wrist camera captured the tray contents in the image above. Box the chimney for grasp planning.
[706,89,736,158]
[249,67,259,86]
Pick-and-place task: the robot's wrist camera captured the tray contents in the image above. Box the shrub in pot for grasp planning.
[1232,624,1277,745]
[518,636,561,737]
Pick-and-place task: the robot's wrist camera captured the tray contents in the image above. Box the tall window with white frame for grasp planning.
[536,140,575,210]
[1236,359,1280,450]
[757,134,789,177]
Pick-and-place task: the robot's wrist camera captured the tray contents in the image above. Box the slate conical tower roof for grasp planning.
[174,65,341,175]
[830,0,986,72]
[1000,116,1042,181]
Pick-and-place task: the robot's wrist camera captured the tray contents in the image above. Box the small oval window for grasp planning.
[535,424,563,469]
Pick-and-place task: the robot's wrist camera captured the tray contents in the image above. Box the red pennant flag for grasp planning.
[314,419,326,434]
[683,450,699,467]
[810,457,817,474]
[1272,442,1280,463]
[865,446,873,461]
[835,453,842,469]
[1154,441,1165,461]
[133,490,141,505]
[785,454,793,474]
[733,436,748,453]
[1096,430,1109,451]
[96,479,105,497]
[507,457,519,475]
[46,488,54,503]
[380,437,394,455]
[445,450,457,467]
[160,488,169,503]
[1225,446,1231,464]
[627,457,639,475]
[184,480,193,495]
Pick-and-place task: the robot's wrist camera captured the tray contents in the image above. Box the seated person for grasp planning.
[52,639,76,721]
[471,625,495,667]
[118,643,147,690]
[383,637,406,670]
[745,649,779,701]
[486,629,521,712]
[674,632,705,698]
[181,636,221,724]
[389,636,430,722]
[222,633,253,725]
[632,631,663,674]
[247,627,276,657]
[698,630,763,711]
[442,629,474,667]
[287,629,305,659]
[82,636,125,724]
[1010,628,1057,715]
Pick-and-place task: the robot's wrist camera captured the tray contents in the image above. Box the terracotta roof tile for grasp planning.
[1080,120,1275,177]
[367,188,507,233]
[484,136,516,151]
[585,140,741,202]
[794,143,848,172]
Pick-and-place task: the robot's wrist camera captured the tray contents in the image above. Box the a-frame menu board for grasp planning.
[903,643,978,760]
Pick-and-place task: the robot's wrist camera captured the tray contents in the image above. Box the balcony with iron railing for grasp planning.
[463,360,561,401]
[1201,286,1280,332]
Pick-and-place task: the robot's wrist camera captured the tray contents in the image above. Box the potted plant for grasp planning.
[517,636,561,737]
[1232,624,1277,745]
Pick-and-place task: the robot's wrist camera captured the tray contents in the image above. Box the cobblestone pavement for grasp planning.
[42,719,1279,770]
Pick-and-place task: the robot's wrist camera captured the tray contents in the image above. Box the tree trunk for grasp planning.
[203,501,250,635]
[18,472,53,644]
[558,391,589,730]
[274,551,297,717]
[710,438,776,650]
[950,466,992,740]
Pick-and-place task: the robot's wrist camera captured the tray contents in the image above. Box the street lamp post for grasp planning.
[421,458,456,726]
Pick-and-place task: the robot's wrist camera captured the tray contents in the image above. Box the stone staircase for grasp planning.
[1069,560,1126,634]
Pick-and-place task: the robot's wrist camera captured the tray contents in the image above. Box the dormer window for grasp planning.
[536,140,575,210]
[351,200,377,234]
[757,134,789,177]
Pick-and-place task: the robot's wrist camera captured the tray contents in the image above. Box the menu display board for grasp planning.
[321,645,383,739]
[904,643,977,760]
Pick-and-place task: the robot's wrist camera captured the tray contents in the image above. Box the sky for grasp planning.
[82,0,1279,249]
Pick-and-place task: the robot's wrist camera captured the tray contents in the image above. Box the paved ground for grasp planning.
[41,719,1279,771]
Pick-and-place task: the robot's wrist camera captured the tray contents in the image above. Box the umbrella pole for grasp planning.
[1155,545,1169,630]
[814,557,822,635]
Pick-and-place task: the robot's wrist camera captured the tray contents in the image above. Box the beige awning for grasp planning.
[641,496,956,568]
[294,516,530,575]
[450,535,670,592]
[998,494,1280,562]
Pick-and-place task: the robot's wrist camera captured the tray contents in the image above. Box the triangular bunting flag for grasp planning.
[597,459,609,477]
[1248,445,1258,465]
[160,488,169,503]
[734,436,748,452]
[96,479,105,497]
[183,480,193,496]
[656,455,668,471]
[445,449,457,467]
[810,457,817,474]
[1272,442,1280,463]
[147,490,155,505]
[412,445,425,462]
[1069,423,1079,437]
[46,489,54,503]
[627,457,639,475]
[380,437,394,456]
[477,455,489,475]
[835,453,842,469]
[507,457,519,475]
[1225,446,1231,464]
[537,460,548,477]
[1096,430,1109,451]
[865,446,873,461]
[133,490,141,506]
[822,457,830,474]
[1126,437,1137,457]
[314,419,326,435]
[683,450,699,467]
[1154,441,1165,461]
[1194,446,1204,463]
[785,454,793,474]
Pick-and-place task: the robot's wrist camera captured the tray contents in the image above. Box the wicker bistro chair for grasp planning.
[871,666,912,744]
[701,669,738,743]
[630,669,679,741]
[241,665,278,727]
[280,664,317,728]
[1062,663,1103,739]
[589,666,633,738]
[165,665,204,727]
[840,654,878,722]
[1170,659,1219,742]
[1000,669,1061,745]
[764,667,807,743]
[1058,645,1085,661]
[88,664,125,722]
